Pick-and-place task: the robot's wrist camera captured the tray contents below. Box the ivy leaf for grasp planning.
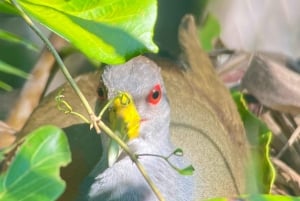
[18,0,158,64]
[0,125,71,201]
[232,91,275,194]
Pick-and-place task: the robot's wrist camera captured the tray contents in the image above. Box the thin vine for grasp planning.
[10,0,165,200]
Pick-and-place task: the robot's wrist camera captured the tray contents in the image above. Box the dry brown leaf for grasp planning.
[242,54,300,115]
[272,158,300,195]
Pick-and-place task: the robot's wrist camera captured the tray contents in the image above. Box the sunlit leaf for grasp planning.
[232,91,275,194]
[0,29,38,51]
[18,0,158,64]
[0,125,71,201]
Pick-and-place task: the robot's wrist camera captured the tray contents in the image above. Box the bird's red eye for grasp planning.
[147,84,162,105]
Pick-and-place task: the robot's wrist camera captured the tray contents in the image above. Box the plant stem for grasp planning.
[10,0,99,132]
[97,120,165,201]
[137,153,180,173]
[11,1,165,200]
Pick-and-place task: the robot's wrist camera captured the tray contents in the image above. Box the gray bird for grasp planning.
[85,56,194,201]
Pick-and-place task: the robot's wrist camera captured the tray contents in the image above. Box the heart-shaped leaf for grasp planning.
[18,0,158,64]
[0,125,71,201]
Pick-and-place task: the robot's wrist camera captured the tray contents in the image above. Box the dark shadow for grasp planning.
[59,123,102,201]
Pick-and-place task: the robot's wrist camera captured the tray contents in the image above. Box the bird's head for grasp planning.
[98,56,170,143]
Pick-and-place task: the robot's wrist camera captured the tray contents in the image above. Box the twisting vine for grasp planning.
[10,0,165,200]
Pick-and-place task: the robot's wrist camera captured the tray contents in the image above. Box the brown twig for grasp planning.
[6,34,67,133]
[272,157,300,195]
[276,126,300,158]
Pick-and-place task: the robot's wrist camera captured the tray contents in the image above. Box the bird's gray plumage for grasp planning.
[85,56,194,201]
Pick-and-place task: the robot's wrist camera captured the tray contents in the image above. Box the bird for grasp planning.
[83,55,194,201]
[18,15,248,201]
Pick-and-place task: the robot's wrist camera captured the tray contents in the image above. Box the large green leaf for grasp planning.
[17,0,158,64]
[0,125,71,201]
[232,91,275,194]
[0,1,19,15]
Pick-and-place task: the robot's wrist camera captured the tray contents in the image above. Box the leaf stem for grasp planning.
[97,120,165,201]
[10,0,98,131]
[11,1,165,200]
[137,153,182,174]
[97,98,114,119]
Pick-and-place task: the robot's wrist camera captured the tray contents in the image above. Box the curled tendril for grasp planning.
[55,89,90,124]
[137,149,195,176]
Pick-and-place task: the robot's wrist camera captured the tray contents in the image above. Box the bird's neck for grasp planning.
[129,121,173,155]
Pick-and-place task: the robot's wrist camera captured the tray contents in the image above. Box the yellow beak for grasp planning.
[107,92,141,166]
[109,92,141,140]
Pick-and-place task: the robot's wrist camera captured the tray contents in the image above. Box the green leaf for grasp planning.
[0,60,29,79]
[198,14,221,52]
[0,80,13,91]
[173,148,183,156]
[108,133,122,167]
[178,165,195,176]
[205,194,300,201]
[0,125,71,201]
[232,91,275,194]
[0,1,19,15]
[0,29,38,51]
[18,0,158,64]
[244,195,300,201]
